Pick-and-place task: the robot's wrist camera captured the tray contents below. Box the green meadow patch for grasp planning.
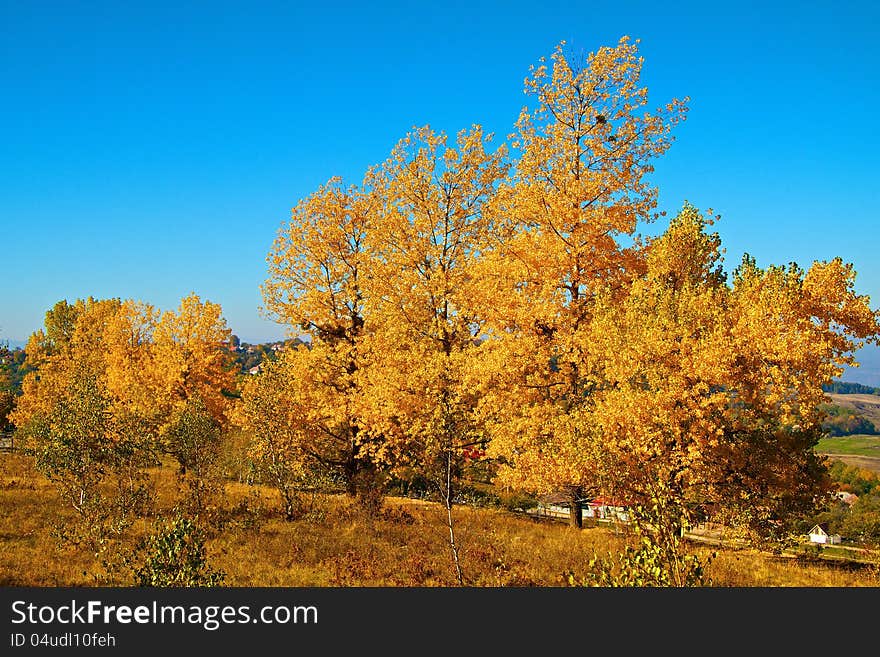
[816,434,880,457]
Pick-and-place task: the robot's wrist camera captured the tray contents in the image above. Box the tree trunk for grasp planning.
[344,458,358,496]
[569,488,583,529]
[444,449,465,586]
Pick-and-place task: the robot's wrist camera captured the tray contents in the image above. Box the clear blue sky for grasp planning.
[1,1,878,380]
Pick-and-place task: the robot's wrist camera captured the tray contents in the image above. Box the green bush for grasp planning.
[496,490,537,512]
[132,514,225,587]
[828,461,880,496]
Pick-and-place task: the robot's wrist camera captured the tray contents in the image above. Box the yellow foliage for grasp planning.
[11,294,235,457]
[358,125,506,475]
[150,293,235,430]
[473,38,688,501]
[257,36,879,541]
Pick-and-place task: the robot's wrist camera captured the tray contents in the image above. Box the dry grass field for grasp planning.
[828,393,880,426]
[1,452,878,588]
[821,453,880,474]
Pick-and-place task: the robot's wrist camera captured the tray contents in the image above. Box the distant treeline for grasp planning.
[2,337,306,391]
[0,345,29,432]
[0,346,30,391]
[820,404,878,436]
[227,336,305,375]
[822,381,880,396]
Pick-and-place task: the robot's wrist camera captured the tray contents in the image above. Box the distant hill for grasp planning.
[228,336,305,375]
[823,381,880,396]
[824,393,880,436]
[838,343,880,388]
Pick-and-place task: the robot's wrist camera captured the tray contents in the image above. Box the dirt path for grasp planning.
[820,453,880,474]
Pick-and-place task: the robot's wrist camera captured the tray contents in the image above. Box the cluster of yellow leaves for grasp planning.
[149,294,235,429]
[585,205,880,533]
[12,293,235,455]
[263,177,373,341]
[255,124,508,488]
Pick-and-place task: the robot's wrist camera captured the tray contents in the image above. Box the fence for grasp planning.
[0,431,14,452]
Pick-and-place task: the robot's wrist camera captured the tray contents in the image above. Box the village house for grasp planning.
[583,497,630,523]
[833,491,859,506]
[808,524,842,545]
[532,492,631,524]
[531,492,580,521]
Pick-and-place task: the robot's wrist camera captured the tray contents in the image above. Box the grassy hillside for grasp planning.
[827,393,880,429]
[816,434,880,458]
[815,394,880,473]
[1,452,878,587]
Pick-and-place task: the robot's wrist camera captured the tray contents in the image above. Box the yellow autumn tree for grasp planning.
[15,294,237,517]
[10,298,155,546]
[584,204,739,584]
[587,204,880,574]
[359,125,507,583]
[474,37,688,526]
[721,252,880,539]
[259,177,381,505]
[148,293,236,474]
[12,297,123,430]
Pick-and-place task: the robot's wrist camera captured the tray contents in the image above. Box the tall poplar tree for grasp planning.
[260,178,381,504]
[475,38,688,526]
[357,125,507,583]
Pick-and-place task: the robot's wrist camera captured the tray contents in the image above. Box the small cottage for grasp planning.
[833,491,859,506]
[531,492,632,524]
[808,524,841,545]
[584,497,630,522]
[533,492,587,521]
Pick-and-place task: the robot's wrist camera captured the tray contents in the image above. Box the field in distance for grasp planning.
[816,434,880,474]
[828,392,880,427]
[818,392,880,474]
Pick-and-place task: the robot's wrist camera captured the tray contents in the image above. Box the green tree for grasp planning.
[820,404,877,436]
[0,342,15,432]
[236,353,318,520]
[21,368,152,549]
[840,493,880,546]
[163,396,224,515]
[131,514,225,587]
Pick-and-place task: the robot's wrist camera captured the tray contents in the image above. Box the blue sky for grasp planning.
[1,1,878,381]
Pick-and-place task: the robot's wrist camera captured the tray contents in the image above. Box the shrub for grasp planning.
[131,514,225,587]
